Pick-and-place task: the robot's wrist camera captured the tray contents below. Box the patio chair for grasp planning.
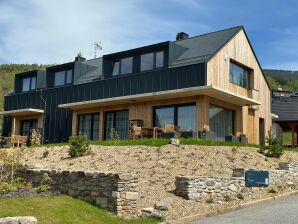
[132,125,142,139]
[10,135,28,147]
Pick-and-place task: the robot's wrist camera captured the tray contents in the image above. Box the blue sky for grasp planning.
[0,0,298,70]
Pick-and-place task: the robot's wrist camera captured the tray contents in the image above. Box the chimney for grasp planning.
[75,55,86,62]
[176,32,189,41]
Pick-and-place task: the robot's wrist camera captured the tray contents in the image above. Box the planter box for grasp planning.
[225,135,240,142]
[160,132,175,139]
[240,136,248,144]
[180,130,194,139]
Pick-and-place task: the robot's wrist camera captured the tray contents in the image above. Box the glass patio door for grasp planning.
[20,119,38,136]
[105,110,129,140]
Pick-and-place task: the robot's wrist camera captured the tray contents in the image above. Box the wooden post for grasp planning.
[12,117,16,135]
[196,95,209,131]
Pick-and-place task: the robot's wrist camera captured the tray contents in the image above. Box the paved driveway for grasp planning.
[190,194,298,224]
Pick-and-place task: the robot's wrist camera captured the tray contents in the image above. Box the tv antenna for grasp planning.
[92,41,102,59]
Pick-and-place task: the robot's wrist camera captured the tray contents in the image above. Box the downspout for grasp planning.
[40,89,46,144]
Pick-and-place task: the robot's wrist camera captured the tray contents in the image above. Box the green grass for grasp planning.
[0,195,161,224]
[38,138,257,148]
[283,132,292,145]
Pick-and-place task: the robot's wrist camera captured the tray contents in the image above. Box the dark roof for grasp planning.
[272,97,298,122]
[74,58,102,84]
[169,26,243,67]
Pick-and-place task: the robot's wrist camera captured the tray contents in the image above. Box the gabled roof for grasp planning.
[169,26,243,67]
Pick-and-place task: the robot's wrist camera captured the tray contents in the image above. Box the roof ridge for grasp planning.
[174,25,243,42]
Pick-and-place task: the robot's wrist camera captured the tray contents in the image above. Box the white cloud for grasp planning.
[0,0,208,64]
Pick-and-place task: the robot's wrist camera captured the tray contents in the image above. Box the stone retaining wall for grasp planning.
[279,162,298,172]
[175,167,298,200]
[175,176,245,200]
[17,169,138,217]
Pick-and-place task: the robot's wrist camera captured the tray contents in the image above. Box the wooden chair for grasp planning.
[132,125,142,139]
[10,135,28,147]
[164,124,180,133]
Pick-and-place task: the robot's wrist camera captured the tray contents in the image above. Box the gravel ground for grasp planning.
[9,145,298,220]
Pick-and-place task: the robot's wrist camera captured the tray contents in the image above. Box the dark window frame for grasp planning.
[229,60,251,89]
[54,69,74,87]
[140,50,164,72]
[22,76,37,92]
[20,119,38,136]
[209,104,235,136]
[77,112,100,140]
[104,109,129,140]
[112,57,133,76]
[153,103,196,129]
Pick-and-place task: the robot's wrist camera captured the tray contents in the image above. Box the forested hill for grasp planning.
[263,69,298,91]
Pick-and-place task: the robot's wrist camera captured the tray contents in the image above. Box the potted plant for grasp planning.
[225,135,240,142]
[239,134,248,144]
[160,131,176,139]
[180,130,194,138]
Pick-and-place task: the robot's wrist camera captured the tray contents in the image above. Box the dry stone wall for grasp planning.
[17,169,138,217]
[175,164,298,200]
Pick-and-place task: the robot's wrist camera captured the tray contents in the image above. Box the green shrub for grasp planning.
[109,128,120,140]
[223,195,232,202]
[42,150,49,158]
[68,135,90,158]
[236,193,244,200]
[0,183,16,193]
[205,197,214,204]
[36,184,50,193]
[259,130,283,158]
[268,188,277,194]
[40,173,51,185]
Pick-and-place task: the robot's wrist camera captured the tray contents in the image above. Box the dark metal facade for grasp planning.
[3,63,206,143]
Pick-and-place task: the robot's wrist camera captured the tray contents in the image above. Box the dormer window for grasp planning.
[54,69,73,86]
[141,51,164,72]
[22,76,36,92]
[112,57,133,76]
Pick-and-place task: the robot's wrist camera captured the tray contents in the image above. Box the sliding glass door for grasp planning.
[209,105,233,139]
[78,113,99,140]
[105,110,129,140]
[154,104,196,131]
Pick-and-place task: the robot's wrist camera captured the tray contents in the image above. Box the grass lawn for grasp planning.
[42,138,257,148]
[0,195,161,224]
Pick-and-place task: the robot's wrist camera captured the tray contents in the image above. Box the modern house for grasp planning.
[1,26,271,144]
[272,90,298,146]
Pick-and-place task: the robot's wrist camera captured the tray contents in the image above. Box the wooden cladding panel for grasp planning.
[207,29,271,144]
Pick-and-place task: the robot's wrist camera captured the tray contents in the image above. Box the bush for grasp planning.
[205,197,214,204]
[68,135,90,158]
[236,193,244,200]
[0,183,15,194]
[36,184,50,193]
[268,188,277,194]
[259,130,283,158]
[42,149,49,158]
[109,128,120,140]
[223,195,232,202]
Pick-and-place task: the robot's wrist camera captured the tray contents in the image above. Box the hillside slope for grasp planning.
[264,69,298,91]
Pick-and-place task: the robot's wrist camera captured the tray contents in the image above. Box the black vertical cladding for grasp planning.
[3,63,205,143]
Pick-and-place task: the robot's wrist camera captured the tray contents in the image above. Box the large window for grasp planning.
[154,104,196,131]
[209,105,233,139]
[112,57,133,76]
[105,110,129,139]
[229,62,249,88]
[22,76,36,92]
[141,51,164,71]
[78,113,99,140]
[54,69,73,86]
